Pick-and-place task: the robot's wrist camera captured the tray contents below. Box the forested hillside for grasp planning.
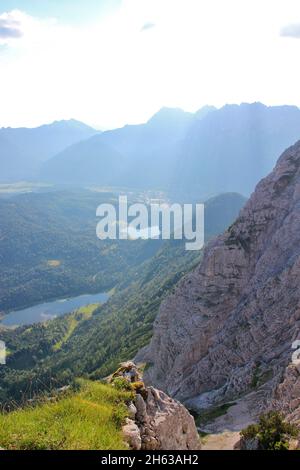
[0,189,161,312]
[0,191,246,403]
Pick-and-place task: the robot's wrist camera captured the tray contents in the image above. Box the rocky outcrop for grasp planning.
[111,361,143,384]
[123,387,201,450]
[133,386,201,450]
[114,363,201,450]
[140,140,300,415]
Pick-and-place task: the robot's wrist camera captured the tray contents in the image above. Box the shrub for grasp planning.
[112,404,129,427]
[111,377,133,392]
[241,411,298,450]
[131,381,148,399]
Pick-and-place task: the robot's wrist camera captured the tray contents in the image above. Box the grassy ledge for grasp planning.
[0,379,132,450]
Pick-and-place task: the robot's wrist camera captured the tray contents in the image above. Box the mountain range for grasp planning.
[2,103,300,202]
[40,107,197,189]
[40,103,300,198]
[0,120,98,181]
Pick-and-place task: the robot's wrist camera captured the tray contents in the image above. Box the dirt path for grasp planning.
[201,431,240,450]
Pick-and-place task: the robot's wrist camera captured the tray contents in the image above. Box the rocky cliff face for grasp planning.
[112,362,201,450]
[140,140,300,414]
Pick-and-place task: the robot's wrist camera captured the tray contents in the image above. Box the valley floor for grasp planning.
[198,395,257,450]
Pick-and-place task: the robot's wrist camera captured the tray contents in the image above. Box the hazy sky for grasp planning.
[0,0,300,129]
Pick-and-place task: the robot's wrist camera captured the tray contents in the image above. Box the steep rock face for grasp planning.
[141,141,300,408]
[124,386,201,450]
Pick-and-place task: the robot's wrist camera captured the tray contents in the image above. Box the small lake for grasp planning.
[1,292,109,327]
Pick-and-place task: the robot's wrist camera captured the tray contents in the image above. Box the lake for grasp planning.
[1,292,109,327]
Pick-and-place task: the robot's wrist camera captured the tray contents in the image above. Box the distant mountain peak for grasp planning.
[43,119,97,132]
[147,107,193,124]
[0,118,98,182]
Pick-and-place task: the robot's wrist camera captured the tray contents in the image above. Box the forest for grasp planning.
[0,189,245,403]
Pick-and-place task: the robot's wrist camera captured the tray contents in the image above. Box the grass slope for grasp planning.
[0,380,131,450]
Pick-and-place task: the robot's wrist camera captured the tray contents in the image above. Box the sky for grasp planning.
[0,0,300,129]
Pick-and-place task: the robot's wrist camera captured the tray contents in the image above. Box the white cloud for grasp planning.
[280,23,300,38]
[0,0,300,128]
[0,10,24,44]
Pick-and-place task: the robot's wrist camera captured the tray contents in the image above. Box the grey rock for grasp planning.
[135,393,148,424]
[122,365,201,450]
[137,386,201,450]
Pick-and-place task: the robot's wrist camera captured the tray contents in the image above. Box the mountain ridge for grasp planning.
[40,103,300,199]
